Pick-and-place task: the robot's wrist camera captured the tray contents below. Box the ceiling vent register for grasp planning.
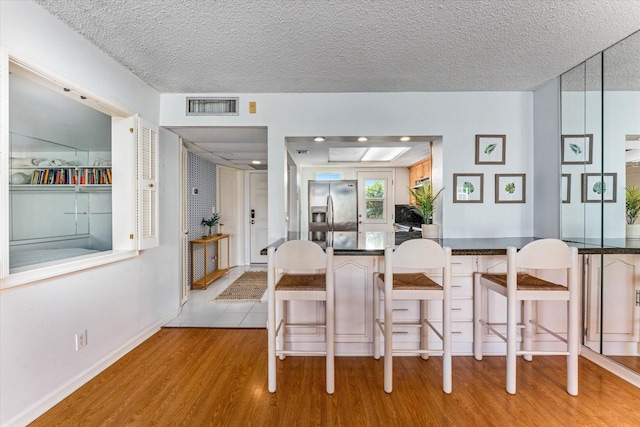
[186,97,238,116]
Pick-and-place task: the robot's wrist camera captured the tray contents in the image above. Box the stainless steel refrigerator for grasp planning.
[308,180,358,238]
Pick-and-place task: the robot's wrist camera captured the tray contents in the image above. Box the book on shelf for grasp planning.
[18,166,112,186]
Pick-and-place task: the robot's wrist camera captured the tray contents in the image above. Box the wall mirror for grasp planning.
[562,30,640,375]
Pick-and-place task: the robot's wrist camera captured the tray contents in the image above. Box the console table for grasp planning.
[190,234,230,290]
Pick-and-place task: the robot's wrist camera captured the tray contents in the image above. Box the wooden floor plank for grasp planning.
[32,328,640,426]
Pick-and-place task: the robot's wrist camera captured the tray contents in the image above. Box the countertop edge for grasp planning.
[261,235,640,256]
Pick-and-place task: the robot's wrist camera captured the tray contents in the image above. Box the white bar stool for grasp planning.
[267,240,335,394]
[373,239,452,394]
[473,238,580,395]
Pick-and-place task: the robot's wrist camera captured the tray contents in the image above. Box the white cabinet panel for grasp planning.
[334,256,373,343]
[283,301,326,348]
[586,254,640,355]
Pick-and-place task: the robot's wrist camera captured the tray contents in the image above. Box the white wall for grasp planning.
[161,91,535,240]
[395,166,410,205]
[533,77,561,237]
[0,2,180,426]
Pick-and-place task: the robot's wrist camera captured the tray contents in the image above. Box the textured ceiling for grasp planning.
[29,0,640,169]
[35,0,640,93]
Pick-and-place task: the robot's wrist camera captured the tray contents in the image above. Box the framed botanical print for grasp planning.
[453,173,483,203]
[581,173,616,203]
[495,174,526,203]
[561,134,593,165]
[475,135,506,165]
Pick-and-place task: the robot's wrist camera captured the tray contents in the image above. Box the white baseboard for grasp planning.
[4,310,178,427]
[580,346,640,388]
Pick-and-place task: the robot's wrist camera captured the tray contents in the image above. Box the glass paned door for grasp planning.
[357,171,393,231]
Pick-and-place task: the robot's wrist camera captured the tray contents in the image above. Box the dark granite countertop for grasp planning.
[261,232,640,256]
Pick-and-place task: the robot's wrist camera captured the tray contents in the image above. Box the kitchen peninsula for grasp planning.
[263,232,640,255]
[265,232,640,357]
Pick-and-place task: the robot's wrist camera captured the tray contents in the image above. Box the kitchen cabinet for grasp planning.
[285,254,476,356]
[282,255,375,355]
[276,242,638,358]
[408,156,431,186]
[475,254,578,355]
[585,254,640,355]
[375,255,475,355]
[408,156,432,204]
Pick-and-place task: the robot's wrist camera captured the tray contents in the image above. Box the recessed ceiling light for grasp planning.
[399,136,411,142]
[358,137,368,142]
[252,160,261,164]
[314,136,325,142]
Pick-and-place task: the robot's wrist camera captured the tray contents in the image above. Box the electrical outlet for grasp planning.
[75,329,88,351]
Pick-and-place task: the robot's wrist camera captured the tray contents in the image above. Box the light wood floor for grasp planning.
[32,328,640,426]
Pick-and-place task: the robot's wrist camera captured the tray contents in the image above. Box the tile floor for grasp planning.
[164,265,268,328]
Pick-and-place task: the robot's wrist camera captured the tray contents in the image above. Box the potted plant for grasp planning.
[201,212,221,237]
[626,186,640,239]
[408,182,444,238]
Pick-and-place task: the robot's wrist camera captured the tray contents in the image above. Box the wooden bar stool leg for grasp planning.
[326,294,335,394]
[567,253,580,396]
[267,248,277,393]
[473,272,483,361]
[373,277,381,359]
[420,299,429,360]
[506,248,517,394]
[383,260,393,393]
[442,253,452,394]
[279,300,286,360]
[523,300,533,362]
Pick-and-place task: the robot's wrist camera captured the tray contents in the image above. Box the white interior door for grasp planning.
[357,171,394,232]
[218,166,239,267]
[250,172,268,263]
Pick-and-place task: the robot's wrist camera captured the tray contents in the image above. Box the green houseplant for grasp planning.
[625,186,640,239]
[408,182,443,238]
[201,212,221,237]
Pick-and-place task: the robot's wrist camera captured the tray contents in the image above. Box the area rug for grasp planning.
[213,271,267,303]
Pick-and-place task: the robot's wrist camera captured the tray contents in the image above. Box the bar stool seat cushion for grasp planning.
[276,274,326,291]
[378,273,441,290]
[481,273,566,291]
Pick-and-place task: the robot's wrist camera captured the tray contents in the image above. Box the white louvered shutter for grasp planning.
[137,118,159,249]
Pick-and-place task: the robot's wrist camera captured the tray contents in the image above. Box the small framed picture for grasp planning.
[581,173,617,203]
[561,134,593,165]
[562,174,571,204]
[475,135,506,165]
[495,174,526,203]
[453,173,484,203]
